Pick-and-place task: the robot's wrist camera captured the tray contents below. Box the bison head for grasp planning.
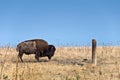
[45,45,56,60]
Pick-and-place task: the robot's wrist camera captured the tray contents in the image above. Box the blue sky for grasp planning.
[0,0,120,46]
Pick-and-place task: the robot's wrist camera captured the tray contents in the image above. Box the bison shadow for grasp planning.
[52,58,91,66]
[12,58,49,63]
[11,57,91,66]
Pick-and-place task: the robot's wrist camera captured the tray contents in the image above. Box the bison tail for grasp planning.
[16,45,20,51]
[16,47,19,51]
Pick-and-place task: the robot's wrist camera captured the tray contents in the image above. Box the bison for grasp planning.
[16,39,56,62]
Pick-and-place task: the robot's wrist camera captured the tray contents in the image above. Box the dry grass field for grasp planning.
[0,46,120,80]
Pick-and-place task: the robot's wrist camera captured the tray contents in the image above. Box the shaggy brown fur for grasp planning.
[17,39,49,62]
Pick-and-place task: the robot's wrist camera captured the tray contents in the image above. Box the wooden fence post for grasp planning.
[92,39,97,65]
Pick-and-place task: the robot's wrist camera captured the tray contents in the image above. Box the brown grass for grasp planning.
[0,46,120,80]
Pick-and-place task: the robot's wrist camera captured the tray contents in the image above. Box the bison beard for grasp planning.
[16,39,55,62]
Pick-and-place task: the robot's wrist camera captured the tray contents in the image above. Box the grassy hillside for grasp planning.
[0,46,120,80]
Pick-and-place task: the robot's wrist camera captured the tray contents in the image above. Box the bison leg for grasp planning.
[35,52,39,62]
[18,52,23,62]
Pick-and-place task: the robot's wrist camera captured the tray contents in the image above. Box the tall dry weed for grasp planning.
[0,46,10,80]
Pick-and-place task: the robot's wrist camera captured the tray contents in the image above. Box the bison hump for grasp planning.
[35,40,49,52]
